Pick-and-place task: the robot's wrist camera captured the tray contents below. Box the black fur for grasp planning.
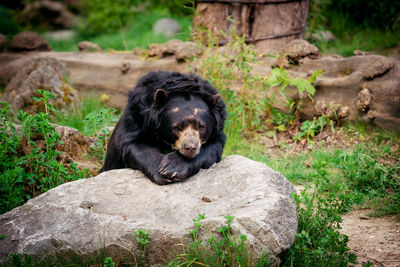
[100,71,226,185]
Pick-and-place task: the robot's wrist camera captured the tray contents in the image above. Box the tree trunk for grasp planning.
[193,0,309,53]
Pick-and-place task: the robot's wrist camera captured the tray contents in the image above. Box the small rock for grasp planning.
[315,99,327,115]
[273,39,319,67]
[354,50,373,56]
[8,31,51,52]
[356,88,372,112]
[362,58,394,79]
[78,41,102,52]
[284,39,319,65]
[367,109,379,119]
[119,62,130,74]
[148,39,200,62]
[153,18,181,38]
[201,196,211,202]
[52,124,93,159]
[338,106,350,118]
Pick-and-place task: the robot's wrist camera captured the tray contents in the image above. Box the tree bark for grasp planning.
[193,0,309,53]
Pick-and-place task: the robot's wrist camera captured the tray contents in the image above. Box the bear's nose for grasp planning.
[184,143,197,153]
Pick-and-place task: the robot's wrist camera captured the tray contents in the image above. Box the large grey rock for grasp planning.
[0,155,297,265]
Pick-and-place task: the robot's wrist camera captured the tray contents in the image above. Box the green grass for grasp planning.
[47,8,192,52]
[52,94,120,136]
[309,12,400,57]
[224,131,400,219]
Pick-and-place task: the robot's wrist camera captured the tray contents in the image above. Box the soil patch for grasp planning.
[341,209,400,267]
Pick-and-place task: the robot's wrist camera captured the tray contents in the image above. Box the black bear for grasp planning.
[100,71,226,185]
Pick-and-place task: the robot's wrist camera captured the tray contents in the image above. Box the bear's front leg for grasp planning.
[123,143,174,185]
[158,151,195,181]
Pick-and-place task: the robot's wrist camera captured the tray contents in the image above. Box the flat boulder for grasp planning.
[0,155,297,265]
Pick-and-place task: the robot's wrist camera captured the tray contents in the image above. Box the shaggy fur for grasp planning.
[100,71,226,185]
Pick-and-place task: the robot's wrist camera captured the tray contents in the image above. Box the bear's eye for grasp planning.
[172,126,180,133]
[199,124,205,131]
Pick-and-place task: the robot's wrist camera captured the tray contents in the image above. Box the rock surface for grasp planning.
[0,155,297,265]
[148,39,201,62]
[267,40,400,131]
[0,51,187,109]
[0,40,398,130]
[0,57,79,113]
[78,41,103,52]
[7,32,51,52]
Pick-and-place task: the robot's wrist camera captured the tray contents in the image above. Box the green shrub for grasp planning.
[309,0,400,30]
[0,91,88,214]
[281,189,356,266]
[168,214,271,266]
[193,30,322,140]
[78,0,193,37]
[52,95,119,136]
[0,5,20,35]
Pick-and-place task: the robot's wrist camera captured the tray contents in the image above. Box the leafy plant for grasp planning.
[267,68,322,99]
[333,147,400,218]
[53,94,119,136]
[84,107,117,162]
[171,214,270,266]
[0,90,88,214]
[281,188,356,266]
[192,28,323,140]
[294,116,330,141]
[103,257,116,267]
[133,229,151,266]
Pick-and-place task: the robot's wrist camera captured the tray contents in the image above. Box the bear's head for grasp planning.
[154,89,220,158]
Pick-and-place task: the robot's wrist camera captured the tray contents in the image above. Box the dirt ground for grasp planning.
[341,209,400,267]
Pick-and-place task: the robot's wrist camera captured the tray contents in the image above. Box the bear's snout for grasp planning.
[174,126,201,158]
[183,142,199,158]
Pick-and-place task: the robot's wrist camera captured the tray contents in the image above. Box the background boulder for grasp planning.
[0,57,79,113]
[17,0,75,30]
[7,32,51,52]
[152,18,181,38]
[0,155,297,265]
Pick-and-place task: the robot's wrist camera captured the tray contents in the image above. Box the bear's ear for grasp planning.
[154,89,169,107]
[212,94,221,106]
